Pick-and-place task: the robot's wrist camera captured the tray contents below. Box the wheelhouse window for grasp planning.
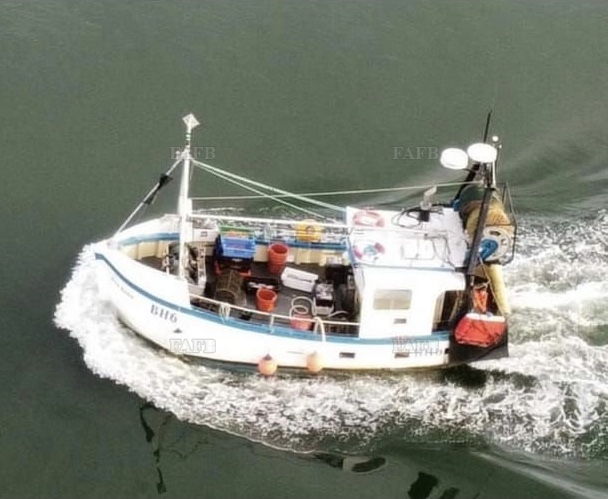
[373,290,412,310]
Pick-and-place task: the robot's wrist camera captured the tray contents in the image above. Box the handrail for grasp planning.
[189,212,449,237]
[188,292,360,330]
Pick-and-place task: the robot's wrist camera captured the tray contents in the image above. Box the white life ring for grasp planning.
[353,210,384,227]
[353,240,385,262]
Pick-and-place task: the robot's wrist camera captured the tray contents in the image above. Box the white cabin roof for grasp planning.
[345,206,468,269]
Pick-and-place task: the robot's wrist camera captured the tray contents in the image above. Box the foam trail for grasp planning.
[54,213,608,458]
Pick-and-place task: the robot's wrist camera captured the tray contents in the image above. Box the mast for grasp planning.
[178,113,200,279]
[452,110,493,203]
[464,136,501,280]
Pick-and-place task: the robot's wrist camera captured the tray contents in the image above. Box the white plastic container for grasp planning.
[281,267,318,293]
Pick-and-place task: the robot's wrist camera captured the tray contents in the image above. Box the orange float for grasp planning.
[257,354,278,376]
[306,352,324,374]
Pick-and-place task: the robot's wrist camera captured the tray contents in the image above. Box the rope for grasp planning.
[219,303,231,320]
[190,180,482,201]
[314,317,326,344]
[191,159,345,213]
[192,162,333,220]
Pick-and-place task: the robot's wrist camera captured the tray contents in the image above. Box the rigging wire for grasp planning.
[189,180,482,201]
[192,162,335,221]
[191,159,345,213]
[114,153,185,237]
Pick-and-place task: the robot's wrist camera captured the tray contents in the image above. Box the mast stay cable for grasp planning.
[113,152,185,238]
[191,159,345,213]
[192,162,336,220]
[190,181,482,201]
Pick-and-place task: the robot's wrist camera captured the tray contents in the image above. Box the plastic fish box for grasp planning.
[216,235,256,259]
[281,267,318,293]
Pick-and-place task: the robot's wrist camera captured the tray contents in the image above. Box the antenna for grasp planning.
[482,110,492,142]
[182,113,200,155]
[418,185,437,222]
[452,110,494,202]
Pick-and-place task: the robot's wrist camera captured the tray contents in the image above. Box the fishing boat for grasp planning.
[93,113,516,374]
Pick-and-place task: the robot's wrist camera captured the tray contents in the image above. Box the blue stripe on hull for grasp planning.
[95,252,451,345]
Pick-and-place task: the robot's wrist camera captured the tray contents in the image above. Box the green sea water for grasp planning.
[2,1,608,497]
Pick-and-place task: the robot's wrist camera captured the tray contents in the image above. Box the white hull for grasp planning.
[94,241,451,372]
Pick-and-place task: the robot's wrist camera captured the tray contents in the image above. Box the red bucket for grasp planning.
[267,243,289,275]
[290,313,312,331]
[256,288,278,312]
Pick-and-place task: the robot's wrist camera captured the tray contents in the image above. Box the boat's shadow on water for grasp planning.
[312,453,460,499]
[139,399,601,499]
[138,402,391,494]
[139,400,508,499]
[137,401,467,498]
[440,363,536,389]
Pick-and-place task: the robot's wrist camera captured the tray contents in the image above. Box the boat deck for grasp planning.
[244,263,322,310]
[138,256,358,335]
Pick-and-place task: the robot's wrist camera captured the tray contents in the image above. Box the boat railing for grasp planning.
[188,292,359,336]
[189,212,447,237]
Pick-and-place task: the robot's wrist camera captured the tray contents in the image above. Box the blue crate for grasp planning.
[217,235,256,259]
